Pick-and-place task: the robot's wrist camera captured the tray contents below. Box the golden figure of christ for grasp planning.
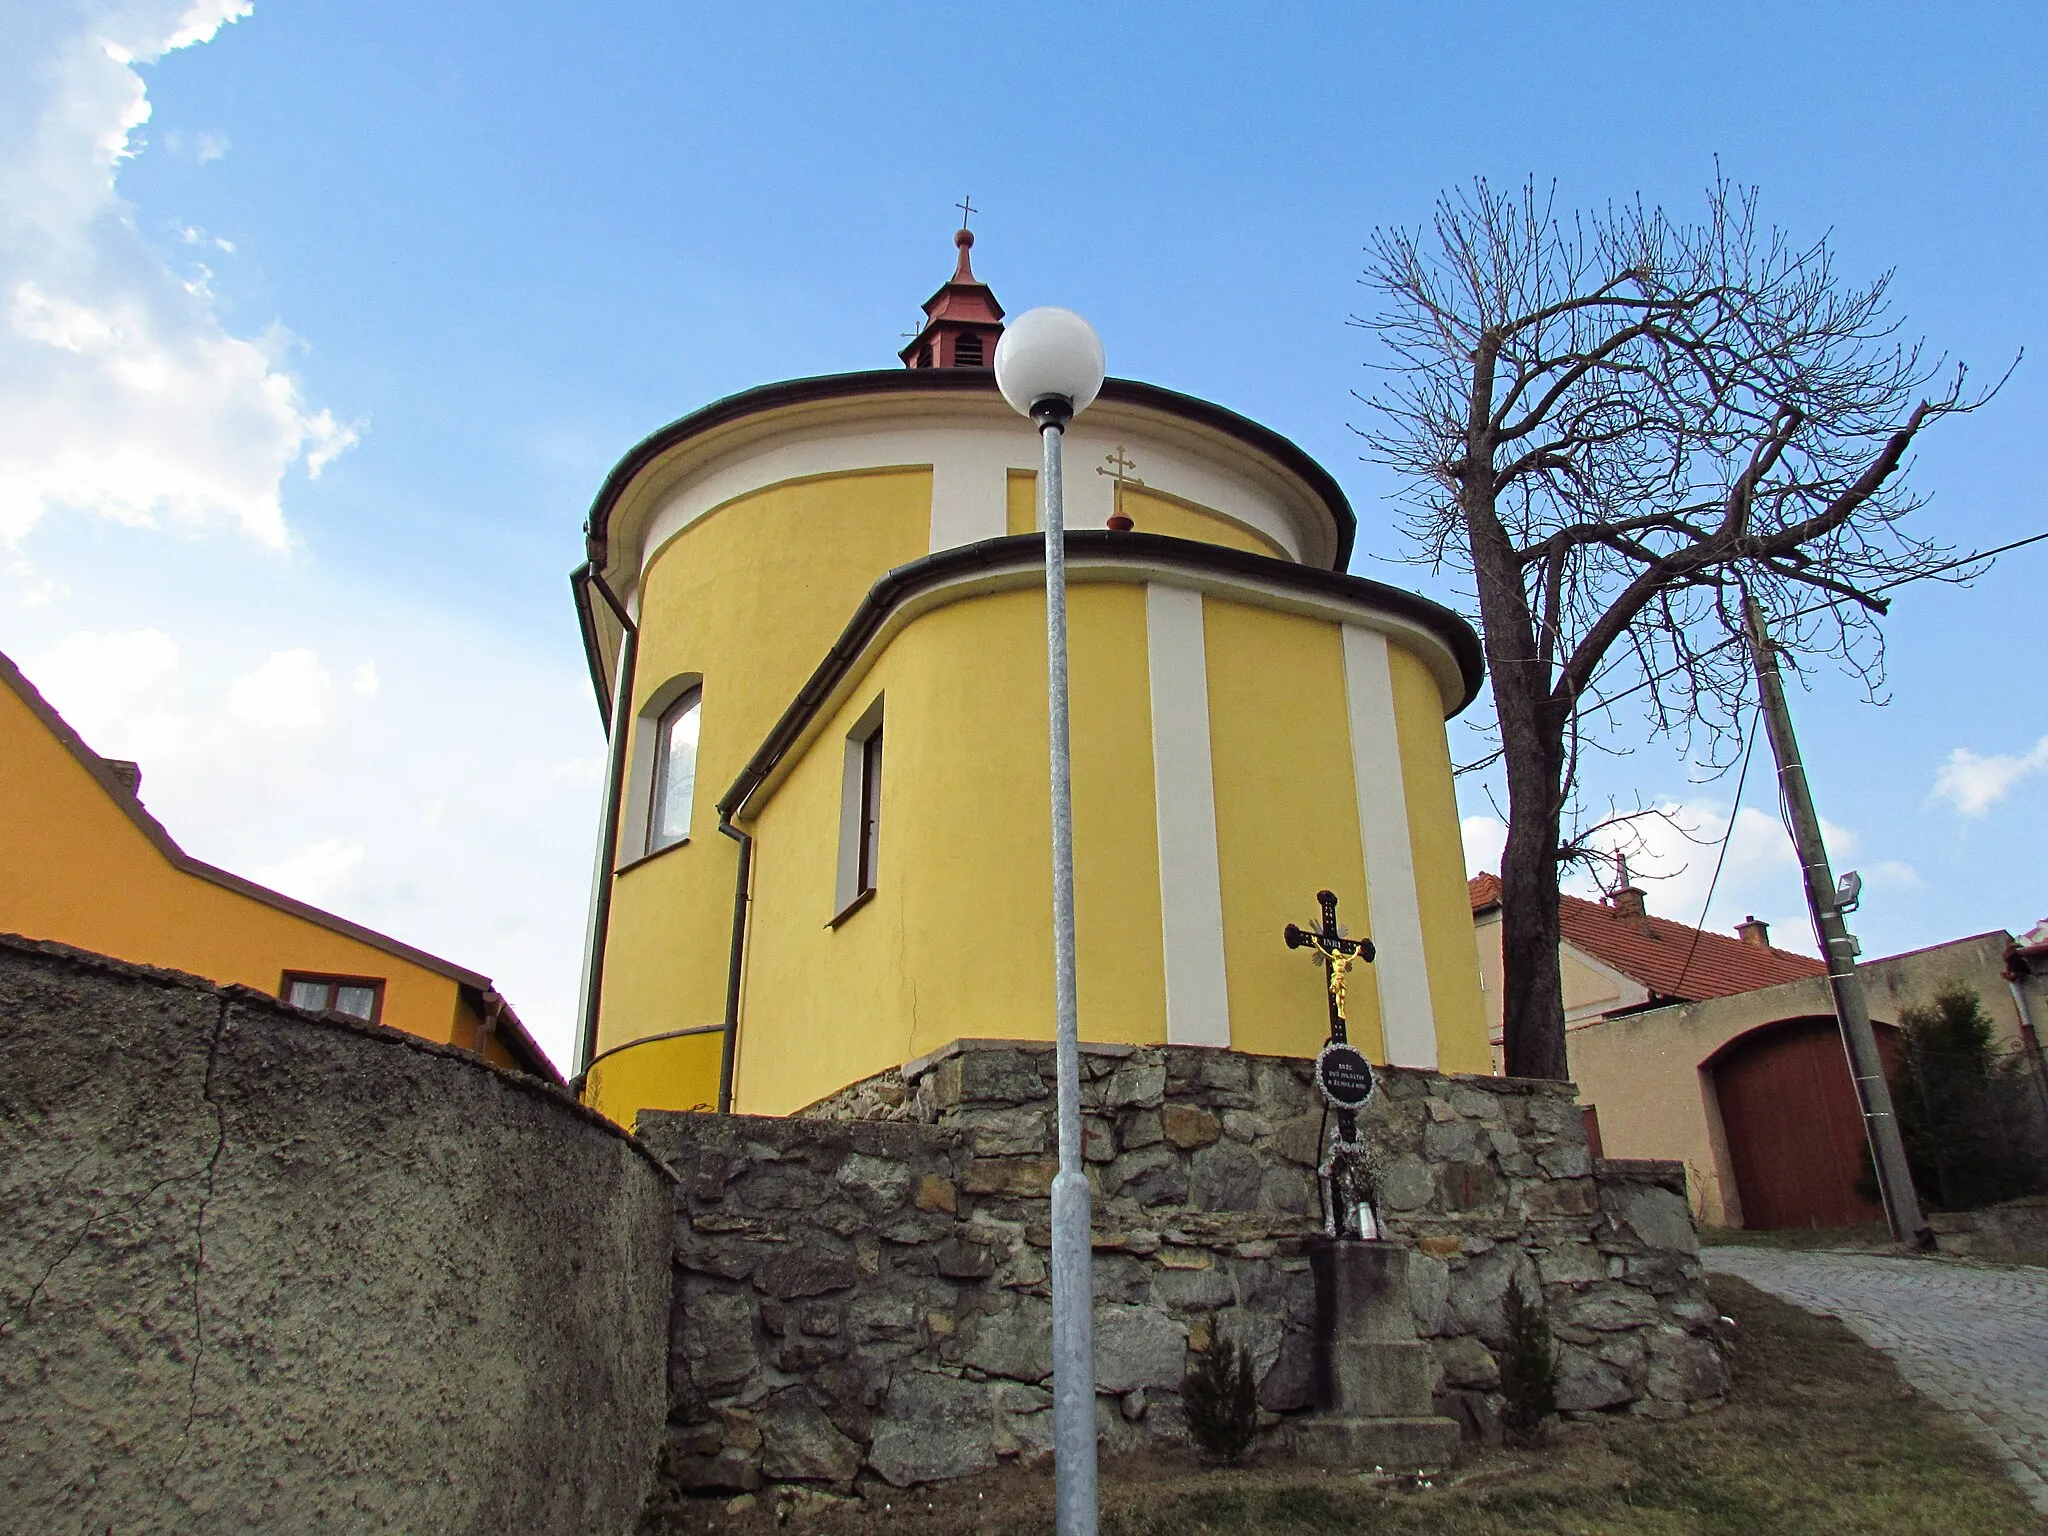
[1283,889,1375,1043]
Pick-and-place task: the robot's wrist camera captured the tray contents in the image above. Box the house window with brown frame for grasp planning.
[282,972,385,1023]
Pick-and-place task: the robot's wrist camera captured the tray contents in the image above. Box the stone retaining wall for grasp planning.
[635,1039,1727,1500]
[1932,1194,2048,1260]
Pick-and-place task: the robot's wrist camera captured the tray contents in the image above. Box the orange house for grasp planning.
[1,648,558,1082]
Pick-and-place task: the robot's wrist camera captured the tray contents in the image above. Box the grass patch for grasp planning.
[661,1276,2042,1536]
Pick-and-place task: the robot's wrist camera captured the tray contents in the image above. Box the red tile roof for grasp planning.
[1469,872,1826,1005]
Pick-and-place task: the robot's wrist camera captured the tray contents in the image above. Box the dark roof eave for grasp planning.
[579,370,1360,576]
[717,531,1484,829]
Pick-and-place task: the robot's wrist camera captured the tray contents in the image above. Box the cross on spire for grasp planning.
[900,210,1005,369]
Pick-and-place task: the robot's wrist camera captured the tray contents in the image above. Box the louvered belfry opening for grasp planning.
[900,221,1004,370]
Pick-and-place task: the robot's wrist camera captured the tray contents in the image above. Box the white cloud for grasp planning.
[225,648,330,731]
[1932,736,2048,818]
[165,0,254,52]
[28,627,189,760]
[1460,814,1507,878]
[349,661,379,697]
[251,834,365,909]
[0,0,353,550]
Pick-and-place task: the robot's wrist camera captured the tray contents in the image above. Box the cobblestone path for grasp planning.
[1707,1246,2048,1513]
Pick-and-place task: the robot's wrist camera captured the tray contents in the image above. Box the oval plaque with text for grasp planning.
[1314,1042,1376,1109]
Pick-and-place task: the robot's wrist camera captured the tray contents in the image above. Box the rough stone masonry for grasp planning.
[635,1038,1727,1502]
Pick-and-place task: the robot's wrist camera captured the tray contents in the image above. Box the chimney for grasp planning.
[101,758,142,796]
[1610,885,1646,923]
[1736,915,1771,949]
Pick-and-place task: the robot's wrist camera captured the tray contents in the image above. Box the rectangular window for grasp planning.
[281,972,385,1023]
[832,697,886,924]
[857,726,883,897]
[646,684,702,855]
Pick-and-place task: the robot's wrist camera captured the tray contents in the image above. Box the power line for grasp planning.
[1579,528,2048,718]
[1669,702,1764,998]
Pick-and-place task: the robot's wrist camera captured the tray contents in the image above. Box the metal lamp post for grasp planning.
[994,306,1106,1536]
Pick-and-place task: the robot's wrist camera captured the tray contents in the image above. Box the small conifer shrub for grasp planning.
[1497,1276,1558,1443]
[1181,1325,1260,1463]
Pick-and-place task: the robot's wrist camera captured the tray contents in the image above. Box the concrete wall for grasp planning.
[1570,929,2040,1226]
[0,936,674,1536]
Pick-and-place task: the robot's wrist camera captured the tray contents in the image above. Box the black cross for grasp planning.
[1284,889,1374,1046]
[1288,891,1374,1140]
[955,194,977,229]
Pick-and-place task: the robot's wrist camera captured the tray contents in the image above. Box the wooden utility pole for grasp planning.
[1744,597,1933,1248]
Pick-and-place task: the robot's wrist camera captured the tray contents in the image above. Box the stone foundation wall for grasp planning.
[635,1039,1727,1499]
[1931,1194,2048,1260]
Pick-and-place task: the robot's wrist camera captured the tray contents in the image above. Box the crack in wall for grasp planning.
[10,1146,101,1326]
[12,1123,200,1328]
[150,996,232,1521]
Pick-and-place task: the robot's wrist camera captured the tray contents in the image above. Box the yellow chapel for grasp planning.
[573,228,1490,1126]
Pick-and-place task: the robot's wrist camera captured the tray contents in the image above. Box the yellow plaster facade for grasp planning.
[574,371,1490,1128]
[1,652,549,1079]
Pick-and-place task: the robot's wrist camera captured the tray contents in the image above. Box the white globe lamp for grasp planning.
[995,307,1106,421]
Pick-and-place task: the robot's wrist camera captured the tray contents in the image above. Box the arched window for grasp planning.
[955,332,985,366]
[647,685,701,853]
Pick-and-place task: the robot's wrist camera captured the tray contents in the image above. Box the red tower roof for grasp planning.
[900,224,1005,370]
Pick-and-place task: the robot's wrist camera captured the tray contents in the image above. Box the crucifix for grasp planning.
[1285,890,1383,1240]
[955,193,977,229]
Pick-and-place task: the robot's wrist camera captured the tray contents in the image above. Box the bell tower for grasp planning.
[899,208,1005,369]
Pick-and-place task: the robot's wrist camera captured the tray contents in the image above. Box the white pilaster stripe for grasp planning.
[927,444,1012,551]
[1145,583,1231,1047]
[1341,624,1437,1068]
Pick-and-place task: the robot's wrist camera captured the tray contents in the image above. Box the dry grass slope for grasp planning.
[652,1275,2044,1536]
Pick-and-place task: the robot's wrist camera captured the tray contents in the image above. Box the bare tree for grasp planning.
[1353,175,2002,1081]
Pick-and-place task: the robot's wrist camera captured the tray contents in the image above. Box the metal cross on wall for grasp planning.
[1286,891,1384,1239]
[1096,445,1143,486]
[1284,889,1374,1047]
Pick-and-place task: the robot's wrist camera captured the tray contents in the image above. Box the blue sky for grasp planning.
[5,1,2044,1067]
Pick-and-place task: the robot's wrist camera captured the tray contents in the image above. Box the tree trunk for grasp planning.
[1498,773,1569,1081]
[1460,374,1572,1082]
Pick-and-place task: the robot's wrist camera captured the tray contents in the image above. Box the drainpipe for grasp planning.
[715,812,752,1115]
[2003,948,2048,1127]
[573,564,639,1084]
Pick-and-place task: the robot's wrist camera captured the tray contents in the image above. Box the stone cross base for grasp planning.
[1295,1238,1460,1470]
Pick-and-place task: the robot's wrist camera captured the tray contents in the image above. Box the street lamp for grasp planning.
[995,306,1106,1536]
